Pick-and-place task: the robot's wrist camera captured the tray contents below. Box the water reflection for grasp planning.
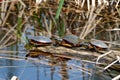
[26,50,71,80]
[0,51,93,80]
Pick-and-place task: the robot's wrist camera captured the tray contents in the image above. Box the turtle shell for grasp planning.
[62,34,79,47]
[79,42,90,49]
[90,40,108,49]
[29,36,52,46]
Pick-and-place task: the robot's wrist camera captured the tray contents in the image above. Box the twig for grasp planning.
[0,24,17,48]
[0,56,24,61]
[104,56,120,70]
[1,0,8,24]
[2,1,16,26]
[69,63,91,75]
[112,74,120,80]
[96,50,113,64]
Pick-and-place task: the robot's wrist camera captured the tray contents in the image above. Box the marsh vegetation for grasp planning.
[0,0,120,80]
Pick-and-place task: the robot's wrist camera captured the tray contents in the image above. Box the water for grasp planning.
[0,52,92,80]
[0,31,119,80]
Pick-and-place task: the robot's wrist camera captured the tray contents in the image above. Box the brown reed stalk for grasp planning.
[79,5,105,39]
[2,1,16,26]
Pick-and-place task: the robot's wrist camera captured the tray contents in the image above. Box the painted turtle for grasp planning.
[90,40,108,50]
[80,40,108,51]
[56,34,80,47]
[29,36,52,47]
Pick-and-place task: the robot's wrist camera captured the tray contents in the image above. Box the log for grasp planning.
[27,46,120,64]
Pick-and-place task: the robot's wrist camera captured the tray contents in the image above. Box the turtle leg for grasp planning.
[87,44,95,51]
[93,46,104,54]
[93,46,98,52]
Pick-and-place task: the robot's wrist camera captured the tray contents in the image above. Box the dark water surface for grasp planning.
[0,42,118,80]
